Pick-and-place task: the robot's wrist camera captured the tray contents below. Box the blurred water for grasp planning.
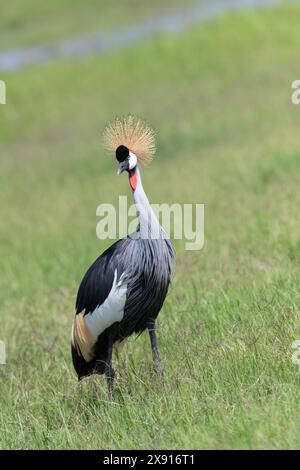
[0,0,281,71]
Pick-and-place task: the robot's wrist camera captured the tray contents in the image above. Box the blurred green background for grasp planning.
[1,0,300,450]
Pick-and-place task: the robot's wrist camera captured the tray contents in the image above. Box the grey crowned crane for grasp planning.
[71,115,175,394]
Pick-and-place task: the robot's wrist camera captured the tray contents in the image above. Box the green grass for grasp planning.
[1,2,300,449]
[0,0,196,51]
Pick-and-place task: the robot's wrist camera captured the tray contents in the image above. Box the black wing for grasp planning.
[76,237,129,314]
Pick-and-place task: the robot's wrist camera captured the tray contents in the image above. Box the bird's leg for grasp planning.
[147,318,163,374]
[104,333,115,397]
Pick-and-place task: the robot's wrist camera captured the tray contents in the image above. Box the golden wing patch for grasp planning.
[72,313,95,362]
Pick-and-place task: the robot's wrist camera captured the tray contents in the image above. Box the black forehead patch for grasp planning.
[116,145,129,162]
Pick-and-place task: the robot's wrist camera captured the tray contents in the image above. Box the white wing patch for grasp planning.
[84,269,127,340]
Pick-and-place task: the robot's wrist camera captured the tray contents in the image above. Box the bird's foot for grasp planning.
[154,358,164,375]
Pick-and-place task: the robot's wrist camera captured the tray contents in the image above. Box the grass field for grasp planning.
[0,0,196,52]
[1,1,300,449]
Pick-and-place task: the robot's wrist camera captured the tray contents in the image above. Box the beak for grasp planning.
[117,161,129,176]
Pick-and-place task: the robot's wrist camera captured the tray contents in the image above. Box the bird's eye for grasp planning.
[116,145,129,162]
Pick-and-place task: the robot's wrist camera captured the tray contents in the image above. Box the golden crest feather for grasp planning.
[103,115,156,165]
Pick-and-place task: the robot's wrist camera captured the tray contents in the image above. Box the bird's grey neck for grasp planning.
[131,167,162,239]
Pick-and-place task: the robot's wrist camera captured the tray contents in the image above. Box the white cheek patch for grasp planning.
[84,270,127,339]
[128,152,137,170]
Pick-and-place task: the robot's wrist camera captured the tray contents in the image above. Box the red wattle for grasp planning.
[129,170,137,191]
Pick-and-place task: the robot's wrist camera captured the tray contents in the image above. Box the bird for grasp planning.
[71,115,175,394]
